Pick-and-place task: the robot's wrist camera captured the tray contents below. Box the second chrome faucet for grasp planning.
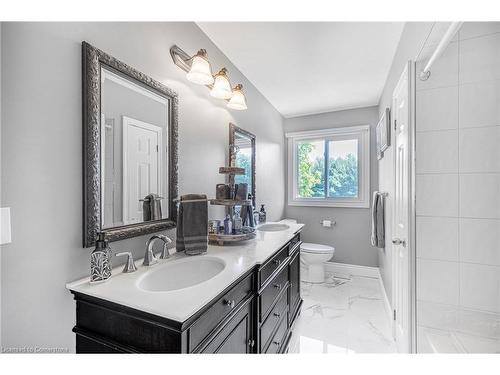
[143,235,173,266]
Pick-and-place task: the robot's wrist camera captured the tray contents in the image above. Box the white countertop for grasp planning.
[66,222,304,323]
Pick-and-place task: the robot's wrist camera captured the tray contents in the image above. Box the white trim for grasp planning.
[287,124,371,208]
[285,124,370,139]
[102,68,168,105]
[378,269,394,324]
[324,261,379,279]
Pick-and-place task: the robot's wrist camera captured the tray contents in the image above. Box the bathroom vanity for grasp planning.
[67,223,303,353]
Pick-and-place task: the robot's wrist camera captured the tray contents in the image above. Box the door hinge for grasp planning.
[156,145,159,152]
[393,309,396,321]
[394,119,397,131]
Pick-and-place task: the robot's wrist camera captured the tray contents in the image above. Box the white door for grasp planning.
[122,116,162,224]
[392,62,412,353]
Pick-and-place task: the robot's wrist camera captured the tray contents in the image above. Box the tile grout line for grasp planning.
[457,32,462,312]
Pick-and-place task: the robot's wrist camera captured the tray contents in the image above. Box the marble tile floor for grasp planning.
[417,326,500,353]
[288,275,397,353]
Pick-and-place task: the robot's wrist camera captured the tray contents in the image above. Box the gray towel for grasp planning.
[371,192,385,248]
[176,194,208,255]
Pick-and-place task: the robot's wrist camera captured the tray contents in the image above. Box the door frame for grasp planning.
[122,115,163,225]
[390,61,417,353]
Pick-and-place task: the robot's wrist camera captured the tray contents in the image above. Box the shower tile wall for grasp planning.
[415,22,500,353]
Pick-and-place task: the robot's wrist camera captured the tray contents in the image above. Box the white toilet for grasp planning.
[300,243,335,283]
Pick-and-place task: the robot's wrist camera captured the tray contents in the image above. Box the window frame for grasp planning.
[286,125,371,208]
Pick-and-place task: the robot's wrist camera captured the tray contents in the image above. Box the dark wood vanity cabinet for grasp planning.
[71,234,302,354]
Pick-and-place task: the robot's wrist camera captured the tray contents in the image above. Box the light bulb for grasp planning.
[186,49,214,85]
[210,68,232,99]
[227,84,248,110]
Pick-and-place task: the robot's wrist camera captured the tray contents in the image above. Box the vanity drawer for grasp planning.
[259,245,289,288]
[259,266,289,321]
[264,313,288,354]
[259,287,288,352]
[188,272,253,352]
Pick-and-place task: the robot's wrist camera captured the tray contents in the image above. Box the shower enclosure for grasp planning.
[414,22,500,353]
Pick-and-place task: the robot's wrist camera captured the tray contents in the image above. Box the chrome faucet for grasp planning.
[143,235,173,266]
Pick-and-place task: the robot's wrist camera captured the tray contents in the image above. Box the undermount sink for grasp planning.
[137,257,225,292]
[257,223,290,232]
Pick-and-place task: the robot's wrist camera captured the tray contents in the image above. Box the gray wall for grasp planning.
[0,22,285,351]
[284,106,379,267]
[377,22,434,302]
[0,22,2,349]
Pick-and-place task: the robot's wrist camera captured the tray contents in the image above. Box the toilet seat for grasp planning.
[301,242,335,254]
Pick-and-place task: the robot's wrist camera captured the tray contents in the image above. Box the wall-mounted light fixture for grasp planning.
[170,45,247,110]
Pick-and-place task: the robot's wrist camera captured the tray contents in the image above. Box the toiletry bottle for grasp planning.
[90,232,112,283]
[223,215,233,235]
[259,204,267,224]
[253,209,260,226]
[233,214,243,234]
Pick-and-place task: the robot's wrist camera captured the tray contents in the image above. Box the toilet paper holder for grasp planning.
[319,219,336,227]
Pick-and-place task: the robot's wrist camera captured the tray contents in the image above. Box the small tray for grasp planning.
[209,199,252,206]
[208,227,256,246]
[218,166,245,175]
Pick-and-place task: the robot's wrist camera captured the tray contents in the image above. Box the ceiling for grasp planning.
[198,22,405,118]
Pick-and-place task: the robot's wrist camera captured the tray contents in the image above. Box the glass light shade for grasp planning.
[210,69,232,99]
[186,52,214,85]
[227,85,248,110]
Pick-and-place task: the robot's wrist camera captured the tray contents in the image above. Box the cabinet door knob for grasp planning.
[274,284,282,290]
[273,259,281,265]
[224,299,235,308]
[273,340,281,347]
[273,312,281,318]
[247,339,255,348]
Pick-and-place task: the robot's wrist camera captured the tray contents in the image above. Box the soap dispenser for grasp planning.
[90,232,112,283]
[259,204,267,224]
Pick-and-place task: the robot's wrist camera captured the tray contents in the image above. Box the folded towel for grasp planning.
[371,192,385,248]
[176,194,208,255]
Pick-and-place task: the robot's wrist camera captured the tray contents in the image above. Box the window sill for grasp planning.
[287,200,370,209]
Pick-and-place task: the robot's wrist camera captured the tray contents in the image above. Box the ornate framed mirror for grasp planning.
[229,123,256,207]
[82,42,178,247]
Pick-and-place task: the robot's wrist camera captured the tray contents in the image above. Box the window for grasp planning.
[287,125,370,208]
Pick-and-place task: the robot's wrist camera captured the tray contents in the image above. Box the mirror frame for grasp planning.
[82,41,178,247]
[229,123,256,207]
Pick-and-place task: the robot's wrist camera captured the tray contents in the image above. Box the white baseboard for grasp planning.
[378,270,393,322]
[324,261,380,279]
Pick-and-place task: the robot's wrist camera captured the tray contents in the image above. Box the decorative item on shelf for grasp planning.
[90,232,112,284]
[208,164,255,245]
[216,184,231,200]
[376,107,390,160]
[170,44,248,110]
[234,183,248,201]
[218,166,245,175]
[223,215,233,235]
[259,204,267,224]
